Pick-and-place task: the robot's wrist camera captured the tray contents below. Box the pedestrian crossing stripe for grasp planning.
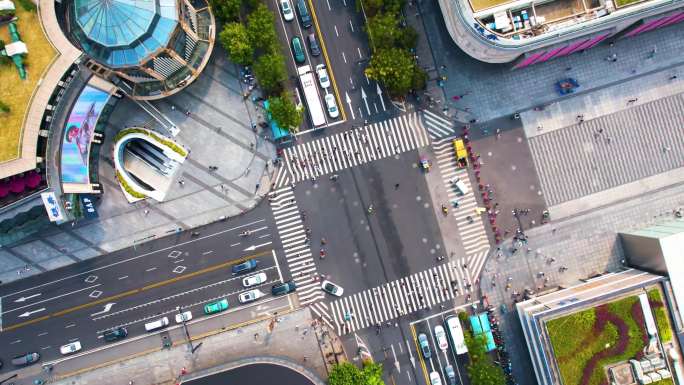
[273,112,430,188]
[268,187,323,305]
[422,109,457,140]
[329,260,474,335]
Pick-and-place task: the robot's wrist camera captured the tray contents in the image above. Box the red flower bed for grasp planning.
[631,302,649,360]
[579,305,630,385]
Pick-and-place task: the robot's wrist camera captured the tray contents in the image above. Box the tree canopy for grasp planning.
[254,53,287,95]
[268,93,303,131]
[328,362,386,385]
[219,22,254,65]
[247,3,278,52]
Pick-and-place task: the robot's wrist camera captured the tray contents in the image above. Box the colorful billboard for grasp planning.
[41,192,64,222]
[60,85,110,184]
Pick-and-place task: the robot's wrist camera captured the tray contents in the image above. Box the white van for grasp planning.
[449,177,469,195]
[144,317,169,332]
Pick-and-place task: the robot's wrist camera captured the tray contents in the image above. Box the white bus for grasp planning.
[297,65,326,127]
[445,315,468,355]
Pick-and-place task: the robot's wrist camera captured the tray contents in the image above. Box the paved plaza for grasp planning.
[0,47,275,285]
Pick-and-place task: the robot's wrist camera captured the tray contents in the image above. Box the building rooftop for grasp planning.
[73,0,178,67]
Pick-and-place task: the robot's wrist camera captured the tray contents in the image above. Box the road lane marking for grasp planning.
[145,267,157,272]
[307,0,346,121]
[258,234,270,239]
[342,51,347,64]
[230,243,241,247]
[90,302,116,317]
[334,25,338,37]
[272,250,284,283]
[19,308,46,318]
[1,251,270,332]
[174,259,185,264]
[4,285,101,315]
[65,323,76,328]
[357,47,362,59]
[117,276,128,280]
[10,339,21,344]
[349,19,354,32]
[2,219,267,299]
[37,332,48,336]
[14,293,42,303]
[244,242,272,251]
[326,0,331,10]
[41,346,51,350]
[202,250,213,255]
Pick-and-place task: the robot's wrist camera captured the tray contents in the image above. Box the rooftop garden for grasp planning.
[0,3,56,162]
[546,294,656,385]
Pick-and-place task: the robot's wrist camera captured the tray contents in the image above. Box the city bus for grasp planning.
[444,315,468,355]
[263,100,293,147]
[297,65,326,128]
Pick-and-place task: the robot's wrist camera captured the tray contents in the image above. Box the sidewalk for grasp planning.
[0,48,277,286]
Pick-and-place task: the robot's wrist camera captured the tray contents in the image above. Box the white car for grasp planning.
[242,272,267,288]
[239,289,266,304]
[316,64,330,89]
[429,371,443,385]
[321,280,344,296]
[324,93,339,119]
[175,311,193,324]
[60,341,82,355]
[280,0,294,21]
[449,177,469,195]
[434,325,449,352]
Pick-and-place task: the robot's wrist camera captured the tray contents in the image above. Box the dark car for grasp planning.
[103,327,128,342]
[232,259,257,275]
[272,280,296,296]
[296,0,312,28]
[11,352,40,367]
[307,34,320,56]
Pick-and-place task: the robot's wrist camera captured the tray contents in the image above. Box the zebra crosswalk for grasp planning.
[433,136,491,277]
[272,112,430,188]
[268,186,324,306]
[422,109,458,140]
[329,260,473,335]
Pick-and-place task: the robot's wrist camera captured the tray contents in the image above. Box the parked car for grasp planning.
[175,311,193,324]
[307,33,320,56]
[418,333,431,359]
[324,93,339,118]
[434,325,449,351]
[429,371,443,385]
[242,272,267,287]
[238,289,266,304]
[272,280,297,296]
[296,0,312,28]
[204,298,229,314]
[102,327,128,342]
[291,36,306,64]
[279,0,294,21]
[60,341,82,355]
[444,365,457,385]
[316,64,330,89]
[321,280,344,296]
[449,177,469,195]
[232,259,257,275]
[11,352,40,367]
[144,317,169,332]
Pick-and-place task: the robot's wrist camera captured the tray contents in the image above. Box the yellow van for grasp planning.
[453,139,468,168]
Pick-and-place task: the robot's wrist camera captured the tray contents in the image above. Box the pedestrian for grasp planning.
[669,75,678,80]
[144,209,149,216]
[627,98,638,104]
[394,183,400,190]
[452,95,461,101]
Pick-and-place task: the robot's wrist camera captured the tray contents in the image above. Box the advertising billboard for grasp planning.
[60,86,110,185]
[41,192,64,222]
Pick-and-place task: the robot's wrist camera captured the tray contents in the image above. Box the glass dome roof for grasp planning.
[73,0,178,67]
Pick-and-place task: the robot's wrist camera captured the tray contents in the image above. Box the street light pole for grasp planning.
[176,306,194,352]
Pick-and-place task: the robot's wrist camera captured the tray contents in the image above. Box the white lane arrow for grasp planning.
[90,302,116,317]
[243,242,272,252]
[14,293,41,303]
[345,92,355,120]
[361,88,371,115]
[392,344,401,373]
[406,339,416,368]
[18,308,46,318]
[376,84,386,111]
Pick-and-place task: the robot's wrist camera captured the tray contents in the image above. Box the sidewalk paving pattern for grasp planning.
[329,259,474,335]
[273,112,430,188]
[269,187,325,306]
[528,92,684,206]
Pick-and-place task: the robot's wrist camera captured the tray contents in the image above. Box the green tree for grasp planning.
[247,3,278,52]
[219,23,254,65]
[411,65,427,91]
[253,53,287,95]
[328,362,364,385]
[382,0,405,14]
[210,0,242,22]
[361,361,385,385]
[362,0,385,16]
[268,93,303,131]
[0,99,10,113]
[468,361,507,385]
[365,47,416,96]
[366,12,401,51]
[399,25,418,50]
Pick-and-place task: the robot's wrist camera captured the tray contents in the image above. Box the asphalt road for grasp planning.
[0,203,290,369]
[186,363,315,385]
